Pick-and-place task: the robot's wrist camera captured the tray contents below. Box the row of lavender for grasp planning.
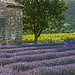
[0,41,75,75]
[1,63,75,75]
[0,42,75,54]
[4,55,75,71]
[0,50,75,66]
[0,44,75,58]
[1,55,75,72]
[0,40,75,49]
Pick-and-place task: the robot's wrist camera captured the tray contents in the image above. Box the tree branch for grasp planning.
[37,29,42,37]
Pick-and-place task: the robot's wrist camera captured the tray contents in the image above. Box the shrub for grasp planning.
[51,29,55,33]
[65,30,70,33]
[55,28,59,33]
[60,28,65,33]
[70,30,74,33]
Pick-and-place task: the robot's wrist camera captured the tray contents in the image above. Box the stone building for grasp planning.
[0,0,24,45]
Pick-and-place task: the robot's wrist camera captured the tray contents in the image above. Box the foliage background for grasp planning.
[41,0,75,33]
[23,0,75,34]
[63,0,75,30]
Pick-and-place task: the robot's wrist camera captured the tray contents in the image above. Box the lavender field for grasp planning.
[0,41,75,75]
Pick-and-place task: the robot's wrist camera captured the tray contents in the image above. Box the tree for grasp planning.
[14,0,68,44]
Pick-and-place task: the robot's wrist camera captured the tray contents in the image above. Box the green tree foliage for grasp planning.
[44,0,75,33]
[14,0,67,44]
[63,0,75,30]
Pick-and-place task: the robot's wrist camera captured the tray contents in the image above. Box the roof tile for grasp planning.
[0,0,24,8]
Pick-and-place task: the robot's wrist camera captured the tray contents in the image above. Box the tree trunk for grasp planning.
[34,34,38,44]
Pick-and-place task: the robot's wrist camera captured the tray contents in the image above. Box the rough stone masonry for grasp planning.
[0,0,24,45]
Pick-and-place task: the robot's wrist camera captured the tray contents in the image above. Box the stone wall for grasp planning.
[0,2,23,45]
[0,2,6,45]
[5,7,23,45]
[0,18,6,45]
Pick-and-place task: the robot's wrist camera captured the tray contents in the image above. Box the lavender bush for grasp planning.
[4,55,75,71]
[0,63,75,75]
[0,41,75,75]
[23,63,75,75]
[0,50,75,65]
[0,49,56,58]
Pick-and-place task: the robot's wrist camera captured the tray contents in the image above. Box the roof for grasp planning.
[0,0,24,8]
